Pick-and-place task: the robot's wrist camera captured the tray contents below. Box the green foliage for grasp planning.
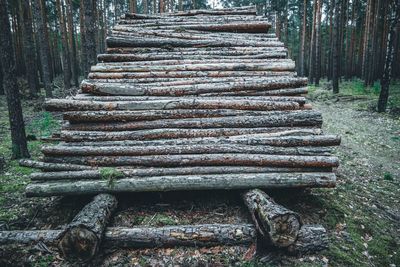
[100,167,124,188]
[383,172,393,181]
[26,112,60,138]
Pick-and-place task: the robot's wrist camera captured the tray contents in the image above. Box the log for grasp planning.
[287,225,329,255]
[46,99,300,112]
[106,36,282,48]
[0,224,255,248]
[81,77,307,96]
[87,71,296,80]
[19,159,93,171]
[62,111,322,131]
[90,61,295,72]
[243,189,301,247]
[124,7,257,17]
[60,127,322,142]
[25,172,336,196]
[43,154,339,168]
[29,167,333,181]
[58,194,118,262]
[205,87,308,96]
[105,46,285,54]
[42,144,333,157]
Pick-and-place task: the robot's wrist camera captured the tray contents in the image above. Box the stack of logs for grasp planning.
[0,6,338,263]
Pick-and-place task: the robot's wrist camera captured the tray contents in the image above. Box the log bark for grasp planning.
[46,99,300,112]
[62,111,322,131]
[60,127,322,142]
[42,144,333,157]
[43,154,339,168]
[19,159,93,171]
[58,194,118,262]
[29,167,333,181]
[81,77,307,96]
[0,224,255,248]
[25,172,336,196]
[287,224,328,255]
[243,190,301,247]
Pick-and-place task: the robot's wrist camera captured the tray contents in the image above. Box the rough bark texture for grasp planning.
[0,0,30,159]
[58,194,117,262]
[287,224,329,255]
[243,189,301,247]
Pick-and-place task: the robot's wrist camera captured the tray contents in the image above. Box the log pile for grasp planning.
[2,6,338,261]
[23,5,339,195]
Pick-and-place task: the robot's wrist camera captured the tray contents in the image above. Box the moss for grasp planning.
[99,167,124,188]
[383,172,393,181]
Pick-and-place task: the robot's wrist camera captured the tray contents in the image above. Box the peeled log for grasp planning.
[60,127,322,142]
[58,194,117,262]
[25,172,336,197]
[287,225,328,255]
[43,154,339,168]
[243,189,301,247]
[45,99,300,112]
[63,111,322,131]
[0,224,255,248]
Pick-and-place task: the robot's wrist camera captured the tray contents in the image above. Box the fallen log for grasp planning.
[19,159,93,171]
[43,154,339,168]
[105,46,285,54]
[287,225,328,255]
[62,111,322,131]
[58,194,118,262]
[42,144,333,157]
[46,99,300,112]
[60,127,322,142]
[207,87,308,96]
[29,166,333,181]
[124,7,257,17]
[25,172,336,196]
[243,189,301,247]
[0,224,255,248]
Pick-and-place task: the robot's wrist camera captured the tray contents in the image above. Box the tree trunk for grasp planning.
[21,0,39,97]
[130,0,138,13]
[80,0,88,77]
[83,0,97,76]
[66,0,79,87]
[58,194,117,262]
[299,0,307,76]
[25,172,337,196]
[32,0,53,97]
[308,0,317,84]
[378,0,400,112]
[0,0,30,159]
[332,0,340,93]
[0,63,3,95]
[56,0,72,90]
[243,189,301,247]
[315,0,322,86]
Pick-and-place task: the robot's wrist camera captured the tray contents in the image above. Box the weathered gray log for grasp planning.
[29,167,333,181]
[207,87,308,96]
[60,127,322,142]
[25,172,336,196]
[19,159,93,171]
[105,46,284,54]
[46,99,300,112]
[62,111,322,131]
[243,189,301,247]
[0,224,255,248]
[81,77,307,96]
[124,7,257,17]
[58,194,118,262]
[287,225,329,255]
[42,144,333,157]
[44,154,339,168]
[90,61,294,72]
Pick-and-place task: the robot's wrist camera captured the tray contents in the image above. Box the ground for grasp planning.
[0,79,399,266]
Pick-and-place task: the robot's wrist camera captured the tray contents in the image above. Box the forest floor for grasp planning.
[0,79,399,266]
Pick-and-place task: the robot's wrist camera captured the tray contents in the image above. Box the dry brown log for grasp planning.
[42,144,333,157]
[62,111,322,131]
[46,99,300,112]
[81,77,307,96]
[105,46,285,54]
[90,61,294,72]
[60,127,322,142]
[0,224,256,248]
[243,189,301,247]
[43,154,339,168]
[58,194,118,262]
[106,36,282,48]
[88,71,295,80]
[19,159,93,171]
[25,172,336,196]
[206,87,309,96]
[29,166,333,181]
[287,225,329,255]
[123,7,257,17]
